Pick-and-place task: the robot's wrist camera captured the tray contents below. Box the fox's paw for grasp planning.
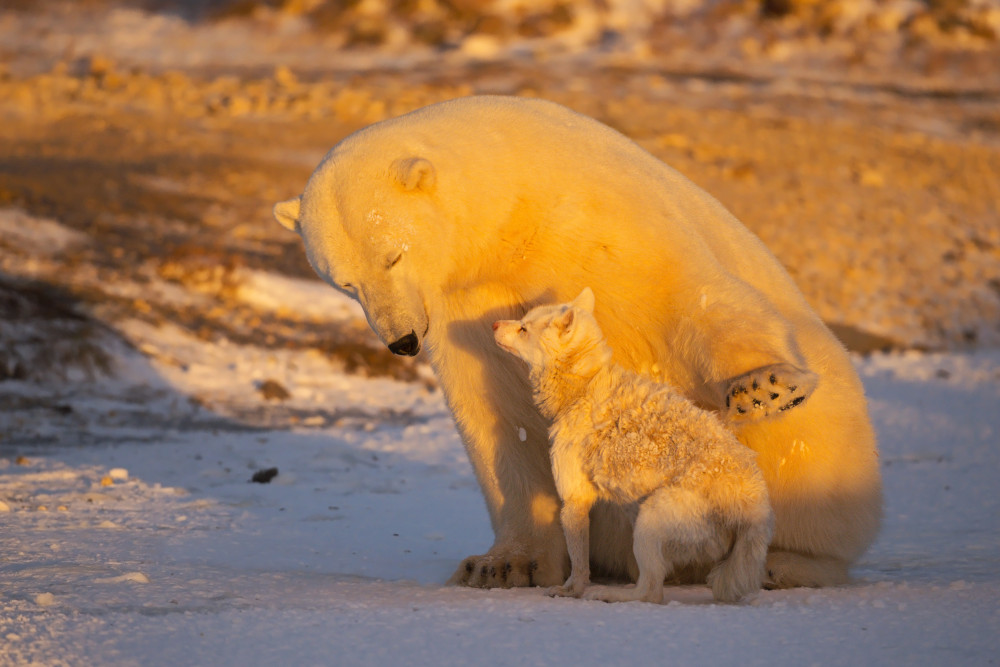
[547,584,582,598]
[724,363,818,422]
[581,584,660,604]
[448,549,563,589]
[547,575,589,598]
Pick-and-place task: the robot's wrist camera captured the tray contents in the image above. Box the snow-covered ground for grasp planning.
[2,284,998,665]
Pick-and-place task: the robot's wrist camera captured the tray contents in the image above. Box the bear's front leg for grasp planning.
[436,312,570,589]
[449,532,566,589]
[723,363,819,422]
[443,394,568,589]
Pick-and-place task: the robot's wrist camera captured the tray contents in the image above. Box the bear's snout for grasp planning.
[388,332,420,356]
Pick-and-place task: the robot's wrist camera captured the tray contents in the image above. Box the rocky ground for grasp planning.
[1,0,999,388]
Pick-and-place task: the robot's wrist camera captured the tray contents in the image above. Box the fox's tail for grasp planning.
[706,511,774,603]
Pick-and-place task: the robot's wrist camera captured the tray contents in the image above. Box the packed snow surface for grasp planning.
[1,310,998,665]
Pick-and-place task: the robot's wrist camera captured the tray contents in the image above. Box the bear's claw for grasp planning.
[449,553,553,588]
[723,363,818,422]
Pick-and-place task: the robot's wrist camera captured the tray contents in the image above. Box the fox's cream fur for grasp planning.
[274,95,882,589]
[495,288,774,603]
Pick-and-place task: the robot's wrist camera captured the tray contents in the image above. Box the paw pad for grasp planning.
[724,363,818,422]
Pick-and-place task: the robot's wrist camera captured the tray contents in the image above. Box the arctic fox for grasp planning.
[493,288,774,603]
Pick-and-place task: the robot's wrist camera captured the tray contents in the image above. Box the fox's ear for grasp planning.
[574,287,595,313]
[392,157,436,192]
[273,196,302,232]
[554,307,576,334]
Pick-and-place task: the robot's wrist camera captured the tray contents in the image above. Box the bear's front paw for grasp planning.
[448,550,563,589]
[724,363,818,423]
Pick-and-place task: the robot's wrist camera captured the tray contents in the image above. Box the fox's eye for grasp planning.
[518,325,527,334]
[387,252,403,269]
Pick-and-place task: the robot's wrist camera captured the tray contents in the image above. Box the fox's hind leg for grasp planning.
[584,489,712,604]
[583,519,668,603]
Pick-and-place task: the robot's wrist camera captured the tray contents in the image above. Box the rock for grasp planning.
[251,467,279,484]
[87,54,115,78]
[258,379,290,401]
[274,65,298,88]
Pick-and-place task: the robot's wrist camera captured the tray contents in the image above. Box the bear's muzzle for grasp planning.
[388,331,420,356]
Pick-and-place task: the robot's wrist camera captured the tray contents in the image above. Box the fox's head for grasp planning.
[493,287,607,373]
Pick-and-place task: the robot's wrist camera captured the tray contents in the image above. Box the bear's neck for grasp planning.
[531,342,614,419]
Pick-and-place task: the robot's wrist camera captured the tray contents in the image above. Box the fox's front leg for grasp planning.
[548,495,594,598]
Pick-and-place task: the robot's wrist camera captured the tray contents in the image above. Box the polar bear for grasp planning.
[273,95,882,590]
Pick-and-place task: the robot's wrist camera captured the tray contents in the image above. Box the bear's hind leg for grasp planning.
[764,550,850,589]
[724,363,819,422]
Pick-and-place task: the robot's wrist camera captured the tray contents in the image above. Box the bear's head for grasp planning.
[273,152,440,357]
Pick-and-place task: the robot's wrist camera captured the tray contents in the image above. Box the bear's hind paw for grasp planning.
[724,363,818,423]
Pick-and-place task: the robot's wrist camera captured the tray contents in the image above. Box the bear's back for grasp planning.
[334,96,810,314]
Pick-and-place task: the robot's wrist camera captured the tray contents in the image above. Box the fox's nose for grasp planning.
[492,321,500,331]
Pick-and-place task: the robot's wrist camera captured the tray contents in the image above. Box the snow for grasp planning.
[2,309,999,666]
[0,210,88,255]
[234,270,365,323]
[0,2,998,658]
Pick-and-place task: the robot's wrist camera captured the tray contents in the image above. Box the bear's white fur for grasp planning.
[494,288,773,604]
[273,95,882,589]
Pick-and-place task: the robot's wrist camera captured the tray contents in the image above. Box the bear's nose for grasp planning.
[388,332,420,356]
[492,321,500,331]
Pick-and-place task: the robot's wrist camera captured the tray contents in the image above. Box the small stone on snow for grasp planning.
[251,467,279,483]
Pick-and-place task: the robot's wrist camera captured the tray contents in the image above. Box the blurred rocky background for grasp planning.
[0,0,998,374]
[4,0,999,78]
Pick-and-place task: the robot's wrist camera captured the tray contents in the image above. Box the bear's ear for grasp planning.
[273,196,302,232]
[391,157,436,192]
[573,287,595,313]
